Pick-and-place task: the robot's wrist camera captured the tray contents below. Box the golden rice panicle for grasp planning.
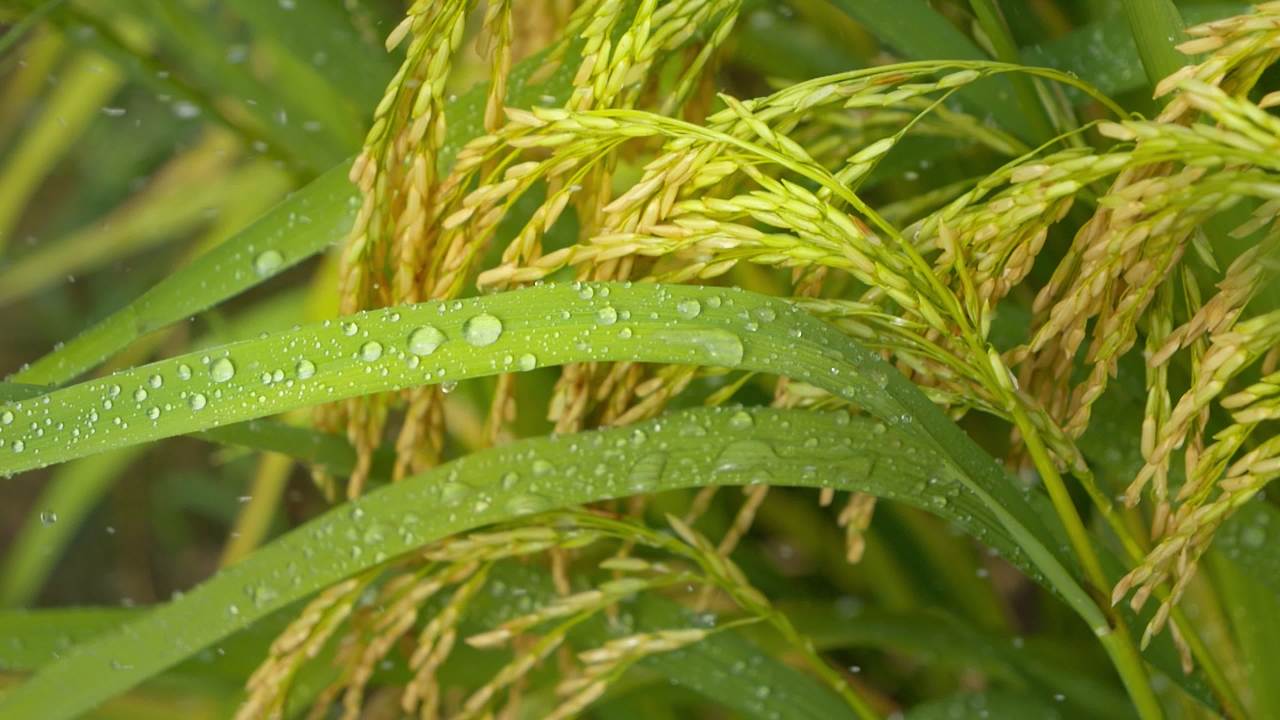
[236,577,368,720]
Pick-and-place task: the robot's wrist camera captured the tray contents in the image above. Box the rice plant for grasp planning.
[1,0,1279,718]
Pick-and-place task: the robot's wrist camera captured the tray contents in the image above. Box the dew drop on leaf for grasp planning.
[189,393,207,411]
[177,363,192,380]
[505,494,546,516]
[408,325,445,356]
[296,359,316,379]
[596,306,618,325]
[211,358,236,382]
[517,353,537,371]
[253,249,284,276]
[360,340,384,361]
[462,313,503,346]
[0,410,12,425]
[133,388,148,402]
[676,298,702,318]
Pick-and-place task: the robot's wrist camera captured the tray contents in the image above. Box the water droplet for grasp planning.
[296,359,316,379]
[211,358,236,383]
[360,340,384,361]
[342,321,359,336]
[1242,525,1266,548]
[254,249,284,276]
[462,313,503,346]
[516,353,537,371]
[753,306,777,322]
[500,471,520,489]
[728,410,754,430]
[676,298,702,319]
[627,452,666,493]
[0,411,12,425]
[596,306,618,325]
[12,440,25,453]
[408,325,445,356]
[147,407,161,420]
[148,374,163,389]
[39,511,57,526]
[177,363,192,380]
[189,393,207,411]
[441,482,471,505]
[440,380,458,394]
[133,388,148,402]
[505,494,546,516]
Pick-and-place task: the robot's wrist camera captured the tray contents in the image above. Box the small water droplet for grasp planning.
[254,249,284,276]
[133,388,148,402]
[342,321,359,337]
[676,298,702,319]
[0,410,12,425]
[211,358,236,382]
[505,494,545,516]
[189,393,207,411]
[360,340,384,361]
[12,440,25,453]
[147,407,161,420]
[462,313,503,346]
[408,325,445,356]
[177,363,192,380]
[596,306,618,325]
[1242,525,1267,548]
[39,510,58,525]
[296,359,316,379]
[517,353,537,371]
[728,410,754,430]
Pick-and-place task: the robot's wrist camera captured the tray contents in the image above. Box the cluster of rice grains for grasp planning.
[246,1,1280,716]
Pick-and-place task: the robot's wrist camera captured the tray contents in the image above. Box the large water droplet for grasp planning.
[676,298,702,319]
[463,313,503,346]
[296,359,316,379]
[211,358,236,383]
[360,340,384,361]
[177,363,192,380]
[408,325,445,356]
[627,452,666,493]
[1,410,12,425]
[505,494,546,516]
[254,249,284,276]
[517,353,537,371]
[189,393,208,411]
[596,306,618,325]
[133,388,148,402]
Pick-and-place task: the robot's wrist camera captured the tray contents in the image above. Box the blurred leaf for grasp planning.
[905,690,1065,719]
[0,446,143,607]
